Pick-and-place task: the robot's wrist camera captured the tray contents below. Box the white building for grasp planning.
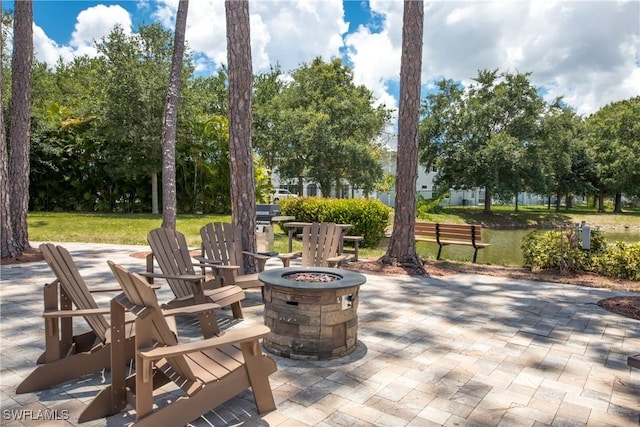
[270,147,548,207]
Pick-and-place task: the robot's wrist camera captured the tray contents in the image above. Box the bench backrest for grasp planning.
[415,222,483,242]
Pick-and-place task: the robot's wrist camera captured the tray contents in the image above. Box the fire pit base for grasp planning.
[259,267,366,361]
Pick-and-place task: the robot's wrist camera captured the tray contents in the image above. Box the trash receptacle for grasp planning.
[256,223,274,254]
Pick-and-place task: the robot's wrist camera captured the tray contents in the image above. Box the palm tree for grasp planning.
[381,0,424,271]
[161,0,189,230]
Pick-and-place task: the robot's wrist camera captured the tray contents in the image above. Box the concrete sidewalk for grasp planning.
[1,242,638,426]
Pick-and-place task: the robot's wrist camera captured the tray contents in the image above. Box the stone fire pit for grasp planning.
[259,267,366,360]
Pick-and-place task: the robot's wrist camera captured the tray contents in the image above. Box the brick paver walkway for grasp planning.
[1,242,638,426]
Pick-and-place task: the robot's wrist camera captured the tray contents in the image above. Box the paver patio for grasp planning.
[1,242,638,426]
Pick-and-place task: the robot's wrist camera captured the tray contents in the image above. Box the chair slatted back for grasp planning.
[200,222,245,274]
[147,228,197,300]
[301,223,342,267]
[108,262,194,380]
[39,243,110,342]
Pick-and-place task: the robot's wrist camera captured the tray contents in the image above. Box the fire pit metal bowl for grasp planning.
[259,267,366,360]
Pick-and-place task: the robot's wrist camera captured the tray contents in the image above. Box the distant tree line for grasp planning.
[2,18,637,216]
[419,69,640,213]
[1,20,390,214]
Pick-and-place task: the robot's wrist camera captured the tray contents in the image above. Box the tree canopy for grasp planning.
[253,57,391,196]
[585,96,640,212]
[420,70,545,213]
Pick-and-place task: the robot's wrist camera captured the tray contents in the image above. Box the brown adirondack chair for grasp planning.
[82,262,277,426]
[279,222,348,267]
[145,228,245,321]
[198,222,271,292]
[15,243,134,394]
[17,244,185,394]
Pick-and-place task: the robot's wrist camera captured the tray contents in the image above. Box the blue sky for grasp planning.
[4,0,640,137]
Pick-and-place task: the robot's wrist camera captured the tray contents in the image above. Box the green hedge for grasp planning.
[521,228,639,280]
[278,197,391,248]
[593,242,640,281]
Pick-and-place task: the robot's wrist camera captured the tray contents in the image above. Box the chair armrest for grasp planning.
[211,265,240,271]
[327,255,348,268]
[138,272,205,282]
[277,252,302,267]
[43,308,111,318]
[161,303,220,317]
[279,251,301,259]
[192,256,222,266]
[242,251,271,271]
[139,325,271,361]
[242,251,271,262]
[88,286,123,293]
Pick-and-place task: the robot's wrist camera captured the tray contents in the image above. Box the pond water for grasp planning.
[414,228,640,266]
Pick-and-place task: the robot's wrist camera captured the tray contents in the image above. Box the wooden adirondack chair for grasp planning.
[82,262,277,426]
[279,222,348,268]
[17,244,181,394]
[198,222,271,291]
[145,228,245,321]
[15,243,134,394]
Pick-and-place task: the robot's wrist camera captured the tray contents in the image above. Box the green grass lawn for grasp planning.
[27,205,640,260]
[27,212,310,254]
[28,212,231,247]
[420,205,640,229]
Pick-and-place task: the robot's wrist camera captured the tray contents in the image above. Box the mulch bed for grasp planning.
[0,247,44,265]
[3,248,638,321]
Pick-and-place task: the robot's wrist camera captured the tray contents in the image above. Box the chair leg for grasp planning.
[231,301,243,319]
[241,341,276,414]
[16,346,111,394]
[197,310,220,338]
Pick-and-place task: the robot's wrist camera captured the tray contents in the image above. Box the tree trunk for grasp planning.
[7,0,33,256]
[483,189,492,213]
[514,194,519,212]
[297,177,304,196]
[547,195,551,210]
[0,0,16,258]
[565,194,573,209]
[382,0,423,271]
[613,192,623,213]
[161,0,189,230]
[226,0,257,271]
[597,187,605,213]
[555,191,562,212]
[152,172,159,214]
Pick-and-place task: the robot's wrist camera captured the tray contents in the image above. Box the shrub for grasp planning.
[416,195,445,219]
[521,228,606,273]
[521,228,640,281]
[279,197,391,248]
[593,242,640,280]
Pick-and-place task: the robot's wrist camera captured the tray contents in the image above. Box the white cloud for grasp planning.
[152,0,347,73]
[32,0,639,120]
[33,4,132,64]
[344,0,639,129]
[33,25,75,64]
[70,4,132,48]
